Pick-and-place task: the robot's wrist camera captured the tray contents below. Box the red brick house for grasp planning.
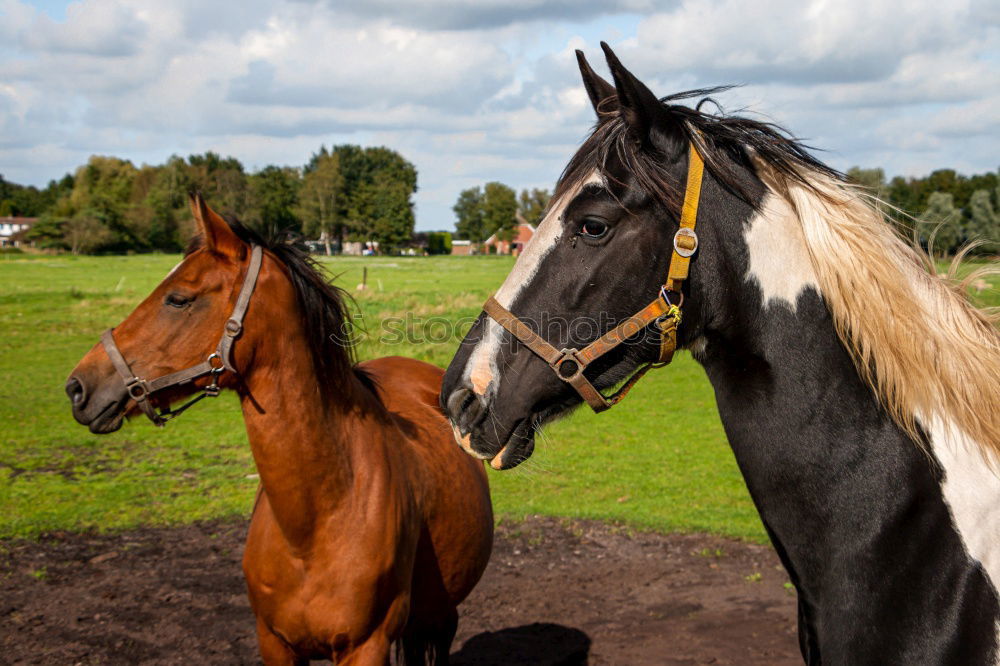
[482,213,536,255]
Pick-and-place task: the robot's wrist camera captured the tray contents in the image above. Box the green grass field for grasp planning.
[1,253,996,542]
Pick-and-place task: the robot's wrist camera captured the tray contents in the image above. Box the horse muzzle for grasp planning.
[66,373,129,434]
[444,387,537,470]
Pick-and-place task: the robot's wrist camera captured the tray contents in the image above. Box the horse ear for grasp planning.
[600,42,682,153]
[576,50,617,120]
[189,192,245,258]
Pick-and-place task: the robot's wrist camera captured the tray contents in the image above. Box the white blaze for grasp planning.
[465,170,604,396]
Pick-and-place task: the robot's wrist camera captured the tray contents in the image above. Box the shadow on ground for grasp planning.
[451,622,590,665]
[0,517,798,664]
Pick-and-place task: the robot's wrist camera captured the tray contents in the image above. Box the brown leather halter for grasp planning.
[483,142,704,413]
[100,244,263,426]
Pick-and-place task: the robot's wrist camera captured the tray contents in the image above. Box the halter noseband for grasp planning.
[100,244,263,426]
[483,142,704,413]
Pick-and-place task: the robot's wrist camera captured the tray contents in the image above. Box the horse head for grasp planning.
[441,44,771,469]
[66,195,263,433]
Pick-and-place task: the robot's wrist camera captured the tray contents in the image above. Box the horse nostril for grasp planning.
[65,376,87,408]
[446,387,486,436]
[446,387,471,419]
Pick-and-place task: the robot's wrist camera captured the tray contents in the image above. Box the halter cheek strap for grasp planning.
[483,142,704,413]
[100,244,263,427]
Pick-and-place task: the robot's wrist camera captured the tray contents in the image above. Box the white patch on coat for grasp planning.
[744,192,820,311]
[686,335,708,362]
[465,170,604,396]
[924,414,1000,603]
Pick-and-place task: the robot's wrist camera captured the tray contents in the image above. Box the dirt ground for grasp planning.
[0,516,800,665]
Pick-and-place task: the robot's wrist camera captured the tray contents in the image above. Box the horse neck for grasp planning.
[236,321,381,549]
[692,190,1000,649]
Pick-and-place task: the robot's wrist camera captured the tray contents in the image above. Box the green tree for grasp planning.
[518,187,551,225]
[63,156,139,251]
[24,215,68,250]
[64,216,115,255]
[453,187,485,242]
[187,152,249,217]
[482,182,518,242]
[426,231,452,255]
[846,167,886,197]
[136,156,189,250]
[348,172,415,252]
[0,173,58,216]
[326,145,417,252]
[298,149,345,254]
[921,191,962,256]
[968,189,999,251]
[247,166,301,237]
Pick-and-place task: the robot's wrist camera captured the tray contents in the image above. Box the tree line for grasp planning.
[847,167,999,255]
[3,159,997,256]
[1,145,417,254]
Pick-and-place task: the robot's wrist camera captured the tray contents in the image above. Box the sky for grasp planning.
[1,0,997,231]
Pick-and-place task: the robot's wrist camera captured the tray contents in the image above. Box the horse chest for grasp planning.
[247,551,411,657]
[244,499,417,654]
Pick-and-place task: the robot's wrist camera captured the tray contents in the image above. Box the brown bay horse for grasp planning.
[66,194,493,665]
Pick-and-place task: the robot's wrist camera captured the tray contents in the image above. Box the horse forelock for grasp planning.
[558,89,842,219]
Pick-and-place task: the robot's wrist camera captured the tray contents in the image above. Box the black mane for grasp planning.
[556,86,843,213]
[187,219,374,398]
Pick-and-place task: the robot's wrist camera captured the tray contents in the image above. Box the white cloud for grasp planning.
[1,0,148,56]
[0,0,997,229]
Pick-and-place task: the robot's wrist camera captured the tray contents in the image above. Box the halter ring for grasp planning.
[551,349,585,382]
[659,286,684,308]
[207,352,225,373]
[125,378,150,401]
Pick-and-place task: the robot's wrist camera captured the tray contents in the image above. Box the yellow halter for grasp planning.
[482,141,705,412]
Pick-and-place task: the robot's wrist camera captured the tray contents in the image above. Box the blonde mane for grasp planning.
[757,163,1000,457]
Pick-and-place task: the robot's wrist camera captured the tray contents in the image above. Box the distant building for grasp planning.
[482,213,535,255]
[0,217,37,248]
[451,239,474,256]
[342,241,379,256]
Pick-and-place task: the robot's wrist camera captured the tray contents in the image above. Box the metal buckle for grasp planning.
[673,228,698,258]
[224,318,242,336]
[124,377,150,402]
[551,349,585,382]
[204,353,224,396]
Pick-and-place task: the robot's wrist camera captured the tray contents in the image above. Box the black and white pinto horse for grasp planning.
[442,44,1000,663]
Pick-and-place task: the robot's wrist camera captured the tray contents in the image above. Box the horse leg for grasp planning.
[256,617,306,666]
[400,629,428,666]
[431,606,458,666]
[400,604,458,666]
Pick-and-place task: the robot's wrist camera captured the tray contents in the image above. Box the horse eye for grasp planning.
[580,219,609,239]
[165,293,192,308]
